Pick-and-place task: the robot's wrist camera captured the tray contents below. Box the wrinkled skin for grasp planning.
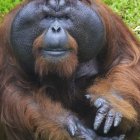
[11,0,105,74]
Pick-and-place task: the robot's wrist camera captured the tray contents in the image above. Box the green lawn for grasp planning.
[104,0,140,38]
[0,0,21,19]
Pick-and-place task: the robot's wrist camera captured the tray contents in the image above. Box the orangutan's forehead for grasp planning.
[26,0,91,5]
[46,0,90,2]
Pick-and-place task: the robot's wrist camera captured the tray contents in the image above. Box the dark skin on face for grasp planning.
[0,0,140,140]
[11,0,105,74]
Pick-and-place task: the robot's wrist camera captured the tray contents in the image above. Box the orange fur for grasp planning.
[87,0,140,136]
[33,33,78,78]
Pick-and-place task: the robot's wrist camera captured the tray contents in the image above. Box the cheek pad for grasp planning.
[69,2,105,61]
[11,1,45,74]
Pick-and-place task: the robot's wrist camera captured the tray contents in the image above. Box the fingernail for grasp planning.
[94,123,100,130]
[85,95,91,99]
[104,128,109,134]
[114,120,120,127]
[120,134,125,140]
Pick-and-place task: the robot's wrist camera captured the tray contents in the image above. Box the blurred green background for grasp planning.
[104,0,140,38]
[0,0,140,38]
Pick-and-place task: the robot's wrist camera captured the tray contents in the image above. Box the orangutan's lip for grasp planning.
[42,48,71,57]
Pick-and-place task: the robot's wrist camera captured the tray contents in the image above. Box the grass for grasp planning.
[104,0,140,38]
[0,0,21,19]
